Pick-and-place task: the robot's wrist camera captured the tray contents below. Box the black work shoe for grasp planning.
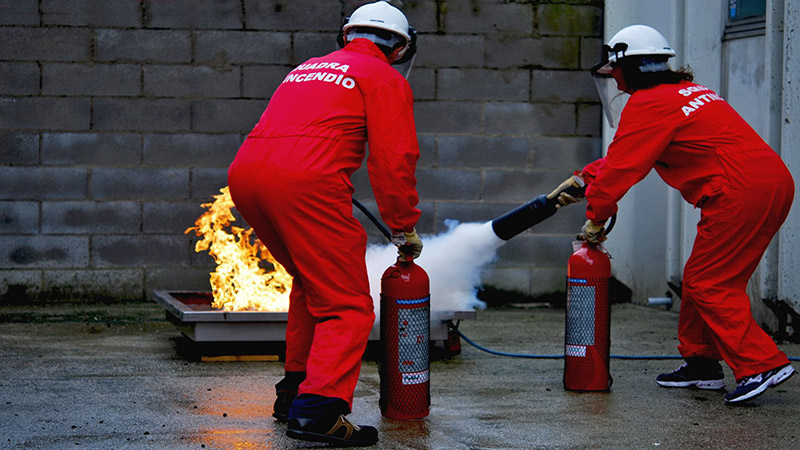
[286,414,379,447]
[272,390,296,422]
[724,364,795,404]
[656,358,725,390]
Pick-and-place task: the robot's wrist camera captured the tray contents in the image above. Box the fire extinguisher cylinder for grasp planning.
[491,183,585,241]
[380,256,431,420]
[564,241,612,391]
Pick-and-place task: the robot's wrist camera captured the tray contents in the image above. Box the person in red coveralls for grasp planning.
[550,24,795,405]
[227,2,422,445]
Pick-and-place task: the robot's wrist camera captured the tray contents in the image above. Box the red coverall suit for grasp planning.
[227,39,421,410]
[582,80,794,380]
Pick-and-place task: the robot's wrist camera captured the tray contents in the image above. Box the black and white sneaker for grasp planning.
[656,358,725,390]
[287,414,379,447]
[724,364,795,404]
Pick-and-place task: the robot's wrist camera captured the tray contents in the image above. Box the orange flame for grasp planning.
[185,186,292,311]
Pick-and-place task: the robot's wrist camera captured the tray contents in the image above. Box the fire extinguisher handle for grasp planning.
[562,183,586,199]
[397,246,414,262]
[575,214,617,243]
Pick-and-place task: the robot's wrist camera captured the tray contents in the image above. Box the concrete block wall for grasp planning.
[0,0,603,302]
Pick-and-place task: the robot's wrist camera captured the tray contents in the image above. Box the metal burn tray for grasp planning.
[153,290,476,343]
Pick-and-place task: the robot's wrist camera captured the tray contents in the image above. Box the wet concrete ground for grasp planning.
[1,302,798,449]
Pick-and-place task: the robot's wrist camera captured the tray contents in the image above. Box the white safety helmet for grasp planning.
[343,1,411,43]
[593,24,676,75]
[337,1,417,77]
[591,24,675,128]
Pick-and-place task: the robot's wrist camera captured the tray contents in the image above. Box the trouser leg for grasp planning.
[230,162,375,412]
[679,178,792,379]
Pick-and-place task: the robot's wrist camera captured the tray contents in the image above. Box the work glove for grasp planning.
[547,174,586,208]
[391,228,423,259]
[580,219,607,243]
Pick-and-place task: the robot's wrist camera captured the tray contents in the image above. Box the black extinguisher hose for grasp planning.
[352,198,392,241]
[603,214,616,235]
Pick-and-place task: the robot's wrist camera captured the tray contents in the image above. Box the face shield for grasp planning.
[591,43,630,128]
[389,53,415,79]
[592,70,629,129]
[390,26,417,79]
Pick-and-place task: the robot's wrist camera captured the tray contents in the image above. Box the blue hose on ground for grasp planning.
[455,328,800,361]
[455,329,564,359]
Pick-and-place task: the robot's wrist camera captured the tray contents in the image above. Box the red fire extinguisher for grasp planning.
[563,239,612,392]
[380,254,430,420]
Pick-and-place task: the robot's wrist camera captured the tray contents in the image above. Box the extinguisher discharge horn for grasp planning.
[491,182,586,241]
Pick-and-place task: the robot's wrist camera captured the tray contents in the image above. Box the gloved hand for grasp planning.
[581,219,606,243]
[391,228,423,259]
[547,174,586,208]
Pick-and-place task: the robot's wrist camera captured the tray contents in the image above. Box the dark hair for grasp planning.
[618,57,694,91]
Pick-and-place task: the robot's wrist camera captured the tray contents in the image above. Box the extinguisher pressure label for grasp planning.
[397,301,429,379]
[566,284,596,346]
[565,344,587,357]
[401,370,429,385]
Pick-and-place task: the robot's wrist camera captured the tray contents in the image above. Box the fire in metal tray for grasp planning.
[185,186,292,312]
